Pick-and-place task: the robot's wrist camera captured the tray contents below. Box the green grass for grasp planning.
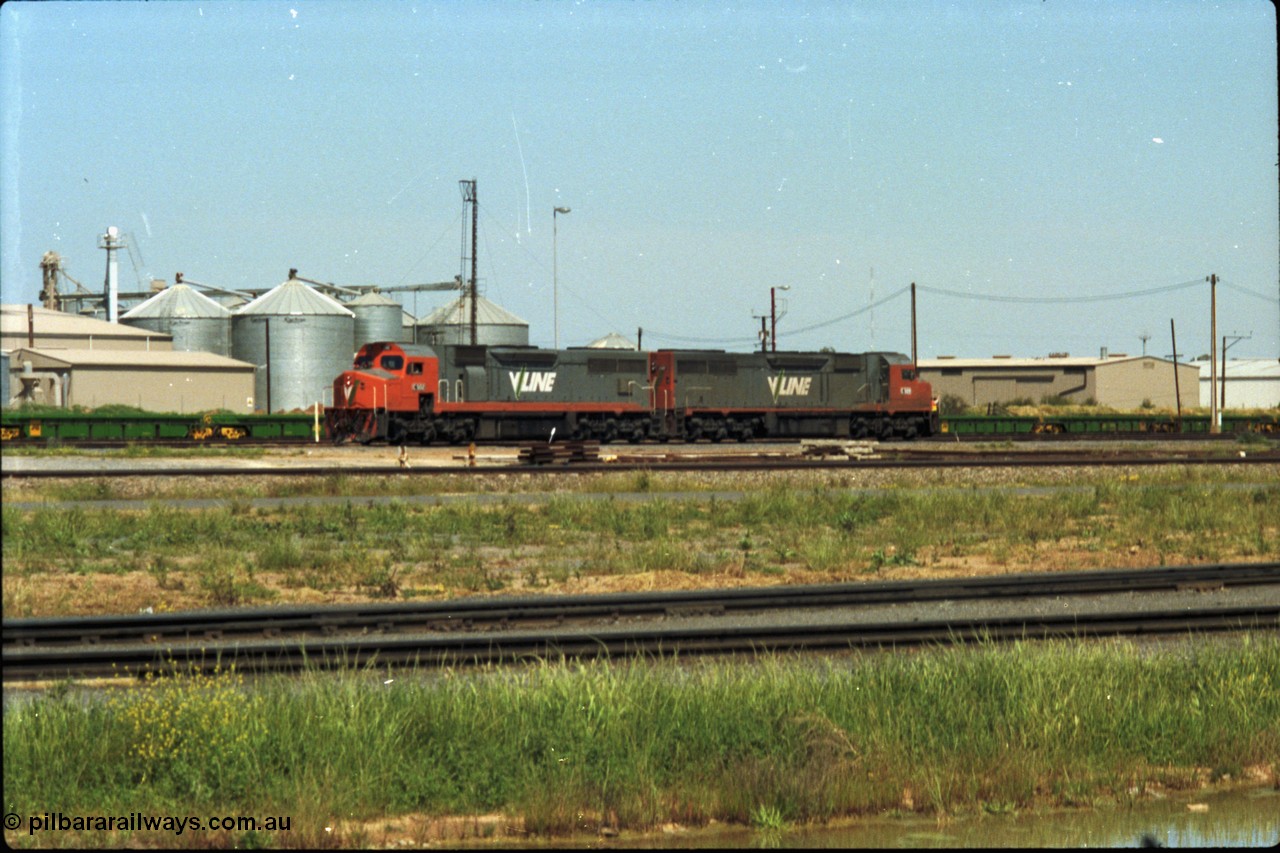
[4,475,1278,614]
[5,636,1277,847]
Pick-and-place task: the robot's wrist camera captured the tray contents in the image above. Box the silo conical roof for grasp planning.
[237,278,354,317]
[420,294,527,326]
[346,291,400,307]
[586,332,636,349]
[121,284,231,319]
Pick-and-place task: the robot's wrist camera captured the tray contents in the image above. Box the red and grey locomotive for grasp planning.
[324,341,938,444]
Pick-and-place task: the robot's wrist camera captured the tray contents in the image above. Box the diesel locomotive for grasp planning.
[324,341,939,445]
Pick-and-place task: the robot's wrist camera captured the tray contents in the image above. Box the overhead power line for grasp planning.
[917,278,1206,304]
[1219,280,1276,302]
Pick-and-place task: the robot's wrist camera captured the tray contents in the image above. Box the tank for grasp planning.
[232,277,355,413]
[415,294,529,347]
[120,284,232,356]
[347,291,405,350]
[586,332,637,350]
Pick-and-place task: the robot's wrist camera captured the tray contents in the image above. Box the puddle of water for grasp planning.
[473,786,1277,848]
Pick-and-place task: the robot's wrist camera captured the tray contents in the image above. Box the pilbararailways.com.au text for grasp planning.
[7,811,291,836]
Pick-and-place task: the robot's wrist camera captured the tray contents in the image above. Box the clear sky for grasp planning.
[3,0,1277,360]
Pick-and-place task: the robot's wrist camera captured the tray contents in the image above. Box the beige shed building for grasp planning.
[7,348,256,413]
[919,355,1200,409]
[2,304,173,352]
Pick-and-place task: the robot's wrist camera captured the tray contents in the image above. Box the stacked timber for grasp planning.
[800,440,879,459]
[518,440,601,465]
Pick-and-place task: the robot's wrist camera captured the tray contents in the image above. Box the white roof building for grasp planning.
[1197,359,1280,408]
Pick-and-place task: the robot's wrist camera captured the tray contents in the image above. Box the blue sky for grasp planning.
[3,0,1277,360]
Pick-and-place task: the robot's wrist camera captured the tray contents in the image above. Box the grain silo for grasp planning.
[586,332,637,350]
[415,294,529,347]
[120,284,232,356]
[232,277,355,413]
[348,291,406,350]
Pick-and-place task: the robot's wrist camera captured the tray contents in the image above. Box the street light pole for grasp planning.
[770,285,790,353]
[553,206,571,349]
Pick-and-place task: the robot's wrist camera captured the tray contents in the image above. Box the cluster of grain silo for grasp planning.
[114,272,531,413]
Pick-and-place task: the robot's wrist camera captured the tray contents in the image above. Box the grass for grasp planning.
[4,636,1277,847]
[4,471,1278,616]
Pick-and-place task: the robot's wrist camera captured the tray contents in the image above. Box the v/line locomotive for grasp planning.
[325,340,938,445]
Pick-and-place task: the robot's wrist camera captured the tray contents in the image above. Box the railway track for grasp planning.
[5,562,1276,682]
[3,446,1278,480]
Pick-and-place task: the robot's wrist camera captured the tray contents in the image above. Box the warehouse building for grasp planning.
[2,304,173,352]
[918,355,1200,409]
[1198,359,1280,408]
[7,348,255,412]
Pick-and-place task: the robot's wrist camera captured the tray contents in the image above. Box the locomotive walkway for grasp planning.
[5,562,1276,683]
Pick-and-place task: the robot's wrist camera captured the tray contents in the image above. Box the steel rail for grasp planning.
[4,604,1275,682]
[3,449,1278,479]
[5,562,1276,652]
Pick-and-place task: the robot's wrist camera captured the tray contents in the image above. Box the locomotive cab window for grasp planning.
[902,369,916,381]
[407,362,423,376]
[380,355,404,371]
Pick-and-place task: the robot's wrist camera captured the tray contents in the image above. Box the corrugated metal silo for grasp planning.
[232,277,355,413]
[348,291,405,350]
[120,284,232,356]
[415,294,529,347]
[1,351,9,408]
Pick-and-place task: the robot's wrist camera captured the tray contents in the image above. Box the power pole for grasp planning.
[910,282,918,366]
[1208,273,1218,433]
[1220,332,1252,411]
[459,179,479,345]
[1170,318,1182,432]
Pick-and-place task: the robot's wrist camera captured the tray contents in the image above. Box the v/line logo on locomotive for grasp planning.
[509,369,814,402]
[509,369,557,399]
[767,372,813,402]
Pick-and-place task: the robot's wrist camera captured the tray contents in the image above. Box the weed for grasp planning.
[750,804,786,830]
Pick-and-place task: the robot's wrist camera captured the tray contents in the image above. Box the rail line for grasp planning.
[5,562,1276,682]
[3,447,1279,480]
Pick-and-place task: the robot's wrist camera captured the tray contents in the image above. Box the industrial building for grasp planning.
[918,355,1201,410]
[7,347,255,412]
[1198,359,1280,408]
[2,304,173,352]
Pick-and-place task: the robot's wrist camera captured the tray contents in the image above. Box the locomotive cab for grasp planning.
[880,354,939,437]
[326,342,441,443]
